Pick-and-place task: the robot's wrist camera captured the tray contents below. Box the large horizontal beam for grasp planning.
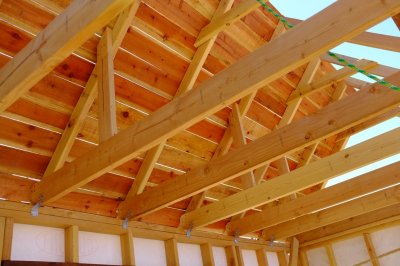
[122,70,400,221]
[32,0,400,205]
[262,185,400,240]
[179,126,400,228]
[298,204,400,246]
[288,18,400,52]
[226,162,400,236]
[0,0,133,112]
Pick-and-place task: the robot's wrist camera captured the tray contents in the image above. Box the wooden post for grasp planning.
[0,217,5,261]
[165,238,180,266]
[256,248,269,266]
[201,242,215,266]
[326,245,337,266]
[299,250,309,266]
[65,225,79,263]
[234,246,245,266]
[2,217,13,261]
[120,229,135,266]
[289,237,299,266]
[363,233,380,266]
[277,250,288,266]
[225,246,239,266]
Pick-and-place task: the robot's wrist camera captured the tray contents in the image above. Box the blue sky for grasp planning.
[269,0,400,187]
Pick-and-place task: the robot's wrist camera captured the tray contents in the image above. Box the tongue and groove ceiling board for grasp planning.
[0,0,399,241]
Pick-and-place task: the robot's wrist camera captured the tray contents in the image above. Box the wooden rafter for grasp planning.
[392,14,400,30]
[32,0,400,209]
[262,185,400,240]
[43,3,140,176]
[226,162,400,236]
[289,17,400,52]
[0,0,134,113]
[124,71,400,222]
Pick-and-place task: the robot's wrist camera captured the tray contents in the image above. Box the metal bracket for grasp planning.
[122,210,132,229]
[234,230,239,244]
[31,195,44,217]
[186,222,193,238]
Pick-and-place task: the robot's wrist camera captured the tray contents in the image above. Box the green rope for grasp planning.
[256,0,400,91]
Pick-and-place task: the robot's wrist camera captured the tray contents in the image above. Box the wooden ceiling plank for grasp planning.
[43,3,140,176]
[32,0,400,206]
[98,27,118,142]
[226,161,400,236]
[179,125,400,229]
[195,0,264,47]
[261,185,400,240]
[0,0,134,113]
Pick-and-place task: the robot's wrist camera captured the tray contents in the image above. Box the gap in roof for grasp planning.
[325,117,400,187]
[269,0,399,84]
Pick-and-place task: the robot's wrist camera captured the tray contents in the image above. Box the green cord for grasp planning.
[256,0,400,91]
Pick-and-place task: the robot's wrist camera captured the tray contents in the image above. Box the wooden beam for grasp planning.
[120,228,135,266]
[277,251,288,266]
[65,225,79,263]
[225,246,239,266]
[235,246,245,266]
[289,237,299,266]
[0,217,4,261]
[299,204,400,247]
[262,185,400,240]
[393,14,400,30]
[288,17,400,52]
[120,0,234,210]
[2,217,13,261]
[195,0,262,47]
[201,243,215,266]
[180,126,400,229]
[226,161,400,235]
[33,0,400,205]
[256,249,269,266]
[43,2,140,176]
[326,245,337,266]
[98,27,117,142]
[287,59,377,102]
[0,0,133,113]
[321,53,398,77]
[363,233,380,266]
[165,238,180,266]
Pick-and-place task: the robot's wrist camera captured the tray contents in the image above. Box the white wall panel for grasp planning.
[307,247,329,266]
[370,225,400,255]
[332,236,370,266]
[266,252,280,266]
[134,237,167,266]
[79,231,122,265]
[242,249,258,266]
[212,246,228,266]
[11,223,65,262]
[177,243,203,266]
